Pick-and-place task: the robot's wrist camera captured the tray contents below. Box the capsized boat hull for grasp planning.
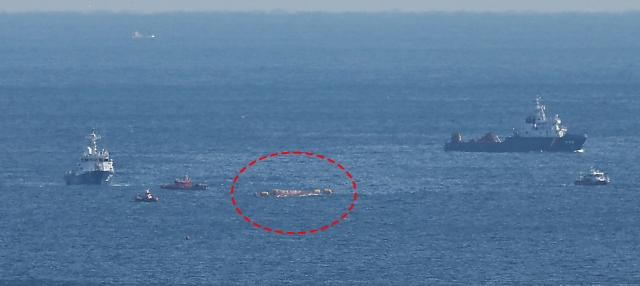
[255,189,332,197]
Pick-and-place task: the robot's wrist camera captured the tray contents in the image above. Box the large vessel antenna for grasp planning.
[86,128,101,154]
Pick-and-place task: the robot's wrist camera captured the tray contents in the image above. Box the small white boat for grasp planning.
[135,189,159,202]
[132,31,155,39]
[574,167,610,186]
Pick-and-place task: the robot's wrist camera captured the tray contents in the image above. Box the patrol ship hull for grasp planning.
[444,133,587,152]
[64,170,113,185]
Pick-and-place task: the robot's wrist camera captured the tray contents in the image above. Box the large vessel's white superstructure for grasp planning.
[64,129,114,185]
[515,96,567,138]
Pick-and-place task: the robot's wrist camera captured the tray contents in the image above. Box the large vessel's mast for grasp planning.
[535,96,546,121]
[86,128,101,154]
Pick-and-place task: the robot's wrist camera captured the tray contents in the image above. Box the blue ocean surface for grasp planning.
[1,12,640,284]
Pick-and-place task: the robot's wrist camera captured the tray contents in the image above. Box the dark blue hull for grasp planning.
[444,133,587,152]
[65,171,113,185]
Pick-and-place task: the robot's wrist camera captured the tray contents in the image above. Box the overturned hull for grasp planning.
[444,133,587,152]
[255,189,332,197]
[65,170,113,185]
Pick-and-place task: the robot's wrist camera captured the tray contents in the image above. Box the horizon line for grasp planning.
[3,10,640,15]
[4,0,640,14]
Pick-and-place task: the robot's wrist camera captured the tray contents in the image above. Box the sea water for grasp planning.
[0,12,640,284]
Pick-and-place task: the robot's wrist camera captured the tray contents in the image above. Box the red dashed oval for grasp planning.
[229,151,358,235]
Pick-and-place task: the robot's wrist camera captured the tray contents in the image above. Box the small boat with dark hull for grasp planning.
[575,168,610,186]
[160,175,208,190]
[445,97,587,152]
[65,129,114,185]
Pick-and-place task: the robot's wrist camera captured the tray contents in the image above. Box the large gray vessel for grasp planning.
[445,97,587,152]
[64,129,114,185]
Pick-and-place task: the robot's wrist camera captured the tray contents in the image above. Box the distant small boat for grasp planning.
[160,175,208,190]
[574,167,610,186]
[132,31,155,39]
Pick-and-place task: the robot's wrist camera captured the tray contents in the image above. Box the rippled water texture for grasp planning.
[1,12,639,284]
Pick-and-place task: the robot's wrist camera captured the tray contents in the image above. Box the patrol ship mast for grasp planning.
[64,129,114,185]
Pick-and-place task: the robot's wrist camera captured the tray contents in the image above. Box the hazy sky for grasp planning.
[3,0,640,13]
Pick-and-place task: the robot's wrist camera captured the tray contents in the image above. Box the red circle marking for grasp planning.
[229,151,358,235]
